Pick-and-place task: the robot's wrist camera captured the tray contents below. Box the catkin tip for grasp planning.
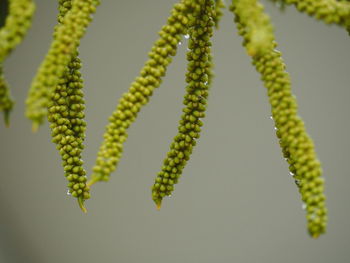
[78,197,87,213]
[4,111,10,127]
[312,233,320,239]
[156,202,162,211]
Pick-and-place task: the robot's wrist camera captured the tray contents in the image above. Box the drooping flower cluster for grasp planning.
[230,0,327,238]
[0,0,35,125]
[88,0,199,186]
[47,0,89,212]
[48,54,89,211]
[25,0,99,131]
[283,0,350,26]
[6,0,350,238]
[152,0,215,209]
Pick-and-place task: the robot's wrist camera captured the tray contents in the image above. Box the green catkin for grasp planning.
[47,0,89,212]
[230,0,327,238]
[231,0,274,57]
[280,0,350,27]
[0,65,13,126]
[88,0,199,186]
[152,0,215,209]
[25,0,99,131]
[0,0,35,125]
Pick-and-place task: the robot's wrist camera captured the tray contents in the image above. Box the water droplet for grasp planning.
[178,41,182,46]
[269,116,273,120]
[289,171,294,176]
[66,189,71,196]
[204,81,208,85]
[184,34,190,39]
[274,126,278,131]
[302,203,307,210]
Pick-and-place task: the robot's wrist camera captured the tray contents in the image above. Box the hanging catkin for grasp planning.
[281,0,350,26]
[230,0,327,238]
[88,0,200,186]
[0,0,35,125]
[47,0,89,212]
[152,0,215,209]
[25,0,99,131]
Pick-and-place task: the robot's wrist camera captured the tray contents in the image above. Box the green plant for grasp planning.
[2,0,349,238]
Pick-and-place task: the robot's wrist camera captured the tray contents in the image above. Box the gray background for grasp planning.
[1,1,350,262]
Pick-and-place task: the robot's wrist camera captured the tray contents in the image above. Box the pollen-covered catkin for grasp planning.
[231,0,274,57]
[25,0,99,131]
[47,0,89,212]
[230,0,327,238]
[280,0,350,27]
[88,0,200,186]
[0,0,35,125]
[152,0,215,209]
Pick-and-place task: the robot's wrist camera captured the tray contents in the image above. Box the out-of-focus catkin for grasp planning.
[152,0,215,209]
[25,0,99,131]
[230,0,327,238]
[281,0,350,26]
[0,0,35,125]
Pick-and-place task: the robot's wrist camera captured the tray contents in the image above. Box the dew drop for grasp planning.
[269,116,273,120]
[302,203,307,210]
[274,126,278,131]
[178,41,182,46]
[289,171,294,176]
[184,34,190,39]
[204,81,208,85]
[66,189,71,196]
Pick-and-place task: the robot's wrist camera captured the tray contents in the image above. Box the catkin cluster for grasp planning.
[0,0,35,125]
[152,0,215,209]
[88,0,199,186]
[25,0,99,131]
[47,0,89,212]
[230,0,327,238]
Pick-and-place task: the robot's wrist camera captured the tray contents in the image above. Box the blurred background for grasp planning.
[1,1,350,262]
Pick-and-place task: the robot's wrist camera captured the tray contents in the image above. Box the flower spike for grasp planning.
[230,0,327,238]
[152,0,215,209]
